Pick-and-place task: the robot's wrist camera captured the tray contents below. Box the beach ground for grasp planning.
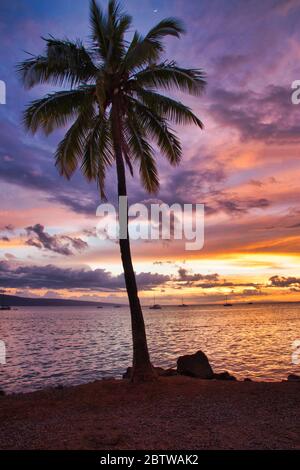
[0,376,299,450]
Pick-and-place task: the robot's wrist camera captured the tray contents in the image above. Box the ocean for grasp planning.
[0,303,299,393]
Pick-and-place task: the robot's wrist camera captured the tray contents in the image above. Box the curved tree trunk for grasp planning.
[111,99,157,382]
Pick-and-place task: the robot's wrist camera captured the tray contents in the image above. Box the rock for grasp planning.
[177,351,214,379]
[55,384,64,390]
[160,368,178,377]
[287,374,300,382]
[0,389,5,396]
[123,366,178,379]
[244,378,252,382]
[214,371,237,381]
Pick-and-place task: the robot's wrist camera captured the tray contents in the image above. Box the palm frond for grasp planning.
[133,88,203,128]
[109,13,132,64]
[55,101,96,178]
[128,97,182,166]
[138,148,159,193]
[90,0,109,59]
[132,62,206,96]
[146,18,185,41]
[81,115,113,198]
[121,31,161,74]
[122,17,185,75]
[107,1,132,65]
[17,38,97,89]
[125,117,159,193]
[23,86,96,134]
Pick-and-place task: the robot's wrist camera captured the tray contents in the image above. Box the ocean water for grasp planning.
[0,303,299,393]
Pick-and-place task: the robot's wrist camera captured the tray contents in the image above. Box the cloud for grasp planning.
[0,261,170,291]
[177,267,219,284]
[0,120,103,216]
[217,197,270,214]
[0,224,15,242]
[209,85,300,144]
[175,267,262,290]
[269,275,300,288]
[25,224,88,256]
[162,165,227,204]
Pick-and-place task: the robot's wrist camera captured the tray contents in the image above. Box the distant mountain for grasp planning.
[0,294,114,307]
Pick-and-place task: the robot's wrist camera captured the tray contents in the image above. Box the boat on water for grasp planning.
[178,297,188,307]
[97,305,103,309]
[149,295,162,310]
[0,289,11,310]
[223,296,233,307]
[114,305,121,308]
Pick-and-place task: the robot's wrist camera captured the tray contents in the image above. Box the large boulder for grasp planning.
[287,374,300,382]
[177,350,214,379]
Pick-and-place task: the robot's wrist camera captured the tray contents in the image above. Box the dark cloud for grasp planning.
[0,224,15,242]
[209,85,300,143]
[0,261,170,291]
[175,267,262,290]
[269,275,300,288]
[177,267,219,284]
[217,197,270,214]
[0,120,105,215]
[163,166,227,205]
[25,224,88,256]
[159,164,270,216]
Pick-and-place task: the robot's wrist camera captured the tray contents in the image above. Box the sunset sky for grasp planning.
[0,0,300,304]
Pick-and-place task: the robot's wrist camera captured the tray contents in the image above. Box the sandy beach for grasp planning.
[0,376,299,450]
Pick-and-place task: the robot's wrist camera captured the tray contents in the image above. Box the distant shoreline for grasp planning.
[2,294,300,308]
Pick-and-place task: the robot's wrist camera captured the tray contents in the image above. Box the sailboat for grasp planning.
[149,294,162,310]
[223,295,233,307]
[178,297,188,307]
[0,290,11,310]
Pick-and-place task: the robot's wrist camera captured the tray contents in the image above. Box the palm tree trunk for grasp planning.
[111,99,156,382]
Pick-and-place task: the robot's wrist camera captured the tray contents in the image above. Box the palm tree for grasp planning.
[18,0,206,382]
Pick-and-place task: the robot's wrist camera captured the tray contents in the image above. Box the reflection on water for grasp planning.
[0,303,299,393]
